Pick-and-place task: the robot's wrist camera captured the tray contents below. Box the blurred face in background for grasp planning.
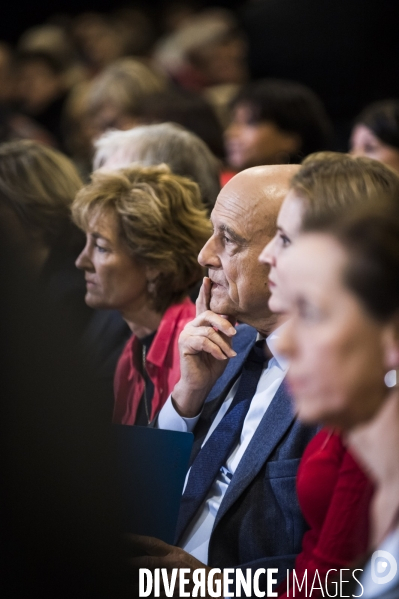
[259,189,305,313]
[277,232,390,431]
[224,103,300,171]
[15,59,63,114]
[350,124,399,173]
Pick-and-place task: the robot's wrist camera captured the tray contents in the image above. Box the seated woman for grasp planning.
[277,194,399,598]
[72,165,211,425]
[260,152,399,597]
[350,99,399,173]
[224,79,332,172]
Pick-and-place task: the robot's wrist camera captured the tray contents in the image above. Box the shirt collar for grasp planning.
[263,322,290,372]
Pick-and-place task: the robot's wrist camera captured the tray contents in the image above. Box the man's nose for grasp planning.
[198,236,221,269]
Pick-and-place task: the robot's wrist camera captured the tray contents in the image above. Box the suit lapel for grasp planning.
[189,331,256,465]
[213,380,295,529]
[205,327,257,404]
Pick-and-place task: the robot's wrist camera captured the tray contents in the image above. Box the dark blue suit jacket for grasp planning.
[177,324,318,584]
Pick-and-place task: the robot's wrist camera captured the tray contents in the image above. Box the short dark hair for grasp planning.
[355,99,399,150]
[231,79,332,162]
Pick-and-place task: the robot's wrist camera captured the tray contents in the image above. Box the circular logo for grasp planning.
[371,550,398,585]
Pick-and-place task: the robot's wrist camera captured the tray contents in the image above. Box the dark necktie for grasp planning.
[175,340,267,543]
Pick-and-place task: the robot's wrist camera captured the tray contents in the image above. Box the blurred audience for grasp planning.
[350,100,399,173]
[154,8,247,92]
[72,165,211,425]
[86,57,167,141]
[13,51,70,148]
[225,79,332,171]
[93,122,220,213]
[141,88,225,160]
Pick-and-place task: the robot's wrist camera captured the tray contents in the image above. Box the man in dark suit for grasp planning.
[134,165,317,594]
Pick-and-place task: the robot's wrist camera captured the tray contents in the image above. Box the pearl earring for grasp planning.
[384,369,399,388]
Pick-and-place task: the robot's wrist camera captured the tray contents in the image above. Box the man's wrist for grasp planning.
[171,380,210,418]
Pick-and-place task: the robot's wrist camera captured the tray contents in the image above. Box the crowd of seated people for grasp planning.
[1,3,399,598]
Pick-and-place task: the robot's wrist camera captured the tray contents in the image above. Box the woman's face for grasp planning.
[259,190,305,314]
[75,210,150,317]
[350,124,399,173]
[277,232,393,431]
[224,103,300,170]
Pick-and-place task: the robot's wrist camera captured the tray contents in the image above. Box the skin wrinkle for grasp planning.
[198,165,299,335]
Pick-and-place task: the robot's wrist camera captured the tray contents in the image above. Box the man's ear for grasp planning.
[382,313,399,370]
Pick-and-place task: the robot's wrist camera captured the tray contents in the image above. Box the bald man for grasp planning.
[135,166,317,593]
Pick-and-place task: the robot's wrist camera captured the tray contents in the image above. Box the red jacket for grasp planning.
[112,297,196,425]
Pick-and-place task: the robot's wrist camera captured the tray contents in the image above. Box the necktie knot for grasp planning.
[247,339,268,364]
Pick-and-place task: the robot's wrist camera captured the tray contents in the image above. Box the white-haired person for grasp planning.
[93,122,221,214]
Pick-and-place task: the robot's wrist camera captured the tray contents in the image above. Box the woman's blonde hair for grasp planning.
[290,152,399,219]
[0,140,83,246]
[72,164,211,312]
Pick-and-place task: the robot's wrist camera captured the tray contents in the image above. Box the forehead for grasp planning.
[87,208,119,239]
[277,191,305,229]
[352,124,379,144]
[212,179,279,241]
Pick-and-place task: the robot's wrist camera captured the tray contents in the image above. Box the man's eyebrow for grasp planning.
[220,224,247,244]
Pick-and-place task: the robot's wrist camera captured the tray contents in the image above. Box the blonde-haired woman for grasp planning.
[260,153,399,598]
[73,164,211,425]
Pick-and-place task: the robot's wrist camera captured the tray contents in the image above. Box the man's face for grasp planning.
[198,167,294,333]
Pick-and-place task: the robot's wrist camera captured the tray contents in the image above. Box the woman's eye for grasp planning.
[279,233,291,247]
[95,243,108,253]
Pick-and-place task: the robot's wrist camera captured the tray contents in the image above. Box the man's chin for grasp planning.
[209,295,236,319]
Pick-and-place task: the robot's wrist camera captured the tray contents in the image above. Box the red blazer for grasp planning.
[112,297,195,425]
[279,429,373,598]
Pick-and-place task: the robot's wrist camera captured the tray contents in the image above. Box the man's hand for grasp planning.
[172,277,237,417]
[129,535,223,598]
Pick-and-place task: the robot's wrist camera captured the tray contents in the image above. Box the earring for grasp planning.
[384,369,399,388]
[147,279,156,295]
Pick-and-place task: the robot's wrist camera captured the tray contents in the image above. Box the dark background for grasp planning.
[1,1,246,44]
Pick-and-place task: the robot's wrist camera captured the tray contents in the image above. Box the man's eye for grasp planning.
[223,234,233,244]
